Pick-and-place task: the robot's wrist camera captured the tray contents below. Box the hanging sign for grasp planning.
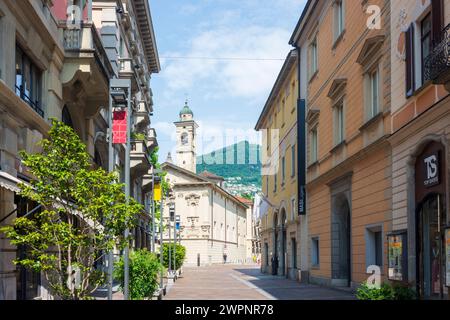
[154,183,161,201]
[112,110,127,144]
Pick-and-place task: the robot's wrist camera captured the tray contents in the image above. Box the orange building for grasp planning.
[290,0,393,288]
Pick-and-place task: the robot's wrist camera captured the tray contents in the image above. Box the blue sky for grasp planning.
[149,0,307,162]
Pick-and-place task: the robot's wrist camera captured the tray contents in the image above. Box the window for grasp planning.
[405,24,415,97]
[312,237,320,266]
[281,156,285,184]
[266,175,269,195]
[365,67,380,119]
[281,99,285,126]
[291,198,296,220]
[310,127,318,163]
[421,13,432,83]
[15,44,43,117]
[291,144,295,177]
[309,37,318,79]
[334,100,344,145]
[333,0,345,42]
[273,173,277,193]
[291,238,297,269]
[366,226,383,268]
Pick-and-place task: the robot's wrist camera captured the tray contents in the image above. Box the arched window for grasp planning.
[62,106,74,128]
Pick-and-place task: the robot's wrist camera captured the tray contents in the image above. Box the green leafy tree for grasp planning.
[114,249,163,300]
[162,243,186,270]
[0,119,142,300]
[356,281,416,300]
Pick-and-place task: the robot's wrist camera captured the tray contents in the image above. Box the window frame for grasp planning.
[311,237,320,267]
[290,144,296,177]
[420,12,432,84]
[309,36,318,80]
[310,126,318,163]
[365,225,384,269]
[15,43,43,117]
[333,0,345,43]
[333,98,345,145]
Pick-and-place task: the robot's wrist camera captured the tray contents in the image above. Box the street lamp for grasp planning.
[169,202,175,275]
[108,78,131,300]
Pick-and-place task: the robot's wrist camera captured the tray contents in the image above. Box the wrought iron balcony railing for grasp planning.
[424,23,450,83]
[15,85,44,117]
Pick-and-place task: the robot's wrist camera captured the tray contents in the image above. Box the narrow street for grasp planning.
[165,264,355,300]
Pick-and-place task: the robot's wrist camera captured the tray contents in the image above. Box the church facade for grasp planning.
[161,103,251,266]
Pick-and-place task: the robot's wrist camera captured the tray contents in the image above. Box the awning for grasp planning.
[0,171,22,193]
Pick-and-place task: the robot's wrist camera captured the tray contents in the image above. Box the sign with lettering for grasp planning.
[423,151,439,187]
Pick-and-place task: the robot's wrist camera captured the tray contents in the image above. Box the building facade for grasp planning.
[388,0,450,299]
[0,0,159,299]
[255,50,300,280]
[162,104,250,266]
[290,0,393,288]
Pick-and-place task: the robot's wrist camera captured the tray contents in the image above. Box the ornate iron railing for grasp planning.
[15,85,44,117]
[424,23,450,82]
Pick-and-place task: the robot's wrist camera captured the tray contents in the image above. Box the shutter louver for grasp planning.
[405,24,415,98]
[431,0,444,44]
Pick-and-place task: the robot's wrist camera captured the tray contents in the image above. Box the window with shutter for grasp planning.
[405,24,415,98]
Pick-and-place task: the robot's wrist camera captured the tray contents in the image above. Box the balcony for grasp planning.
[59,22,114,117]
[14,85,44,117]
[130,139,151,177]
[119,58,133,78]
[424,23,450,91]
[146,128,158,154]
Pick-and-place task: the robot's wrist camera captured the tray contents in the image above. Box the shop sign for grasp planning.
[423,152,439,187]
[446,228,450,287]
[388,232,407,281]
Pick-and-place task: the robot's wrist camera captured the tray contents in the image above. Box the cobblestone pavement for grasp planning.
[164,264,356,300]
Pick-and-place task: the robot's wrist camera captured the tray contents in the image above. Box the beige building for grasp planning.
[388,0,450,299]
[162,104,251,266]
[0,0,159,299]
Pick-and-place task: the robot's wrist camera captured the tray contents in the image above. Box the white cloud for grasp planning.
[161,26,290,100]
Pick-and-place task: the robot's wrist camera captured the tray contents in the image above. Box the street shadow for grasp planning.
[232,267,356,300]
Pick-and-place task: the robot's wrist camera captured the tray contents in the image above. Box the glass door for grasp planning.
[418,194,447,299]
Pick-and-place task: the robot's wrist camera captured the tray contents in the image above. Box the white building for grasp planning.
[161,103,251,266]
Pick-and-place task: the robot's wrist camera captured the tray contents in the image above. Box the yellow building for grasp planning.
[255,50,300,280]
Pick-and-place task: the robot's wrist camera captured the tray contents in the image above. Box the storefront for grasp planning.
[414,141,448,299]
[388,95,450,299]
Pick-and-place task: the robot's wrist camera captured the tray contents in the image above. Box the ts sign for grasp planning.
[424,153,439,187]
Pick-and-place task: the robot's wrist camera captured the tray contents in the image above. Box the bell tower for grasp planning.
[175,100,198,173]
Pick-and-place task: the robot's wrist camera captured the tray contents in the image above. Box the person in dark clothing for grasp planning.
[271,255,278,275]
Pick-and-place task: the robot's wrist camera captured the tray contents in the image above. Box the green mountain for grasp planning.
[196,141,262,190]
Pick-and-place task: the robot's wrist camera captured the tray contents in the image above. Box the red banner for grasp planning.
[112,110,127,144]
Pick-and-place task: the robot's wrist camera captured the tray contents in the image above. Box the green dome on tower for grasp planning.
[179,100,194,117]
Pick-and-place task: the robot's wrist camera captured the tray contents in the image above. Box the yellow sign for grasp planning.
[154,183,161,201]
